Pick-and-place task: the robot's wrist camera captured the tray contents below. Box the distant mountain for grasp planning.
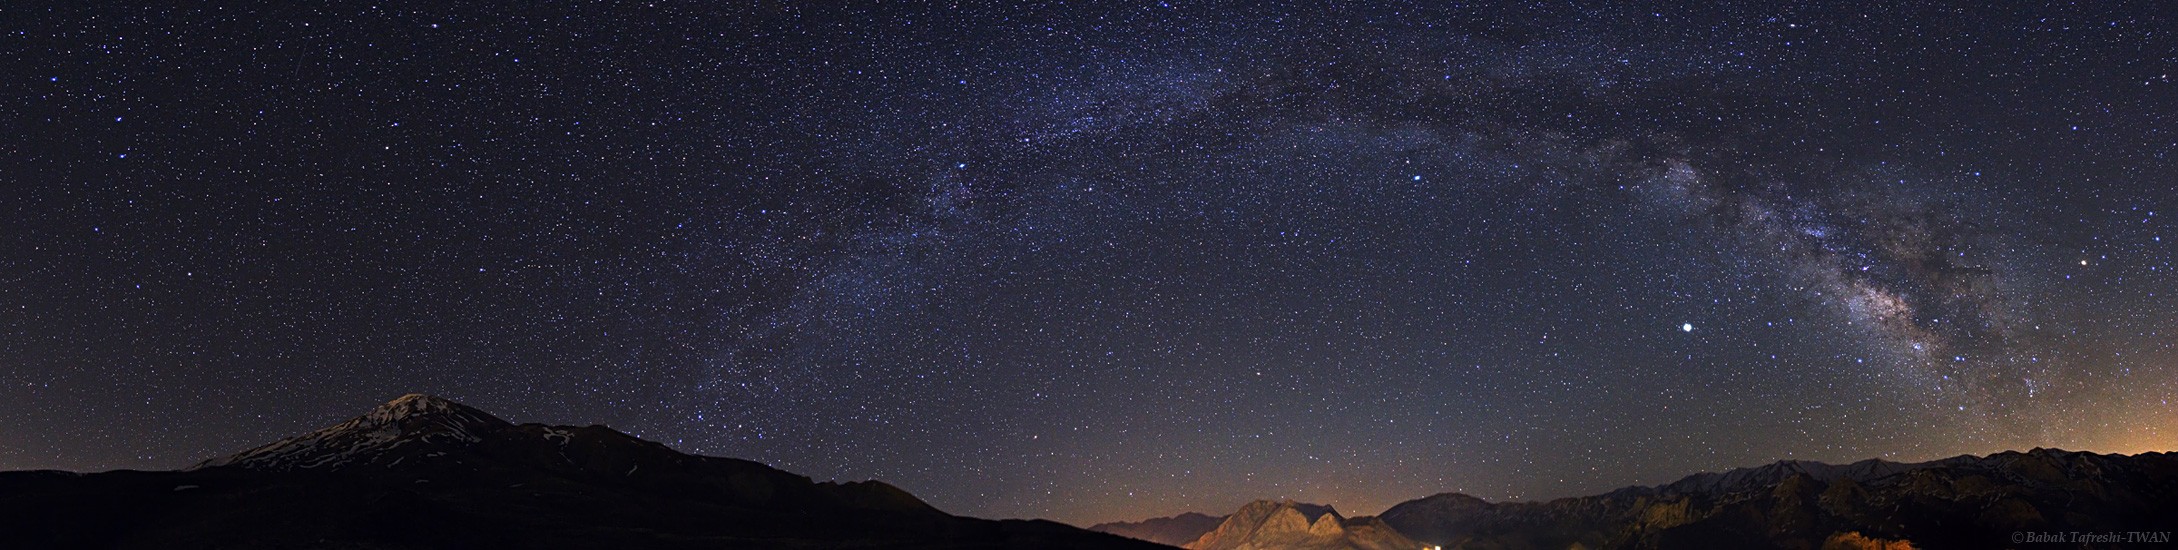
[1090,511,1228,546]
[1182,500,1419,550]
[1380,449,2178,549]
[0,394,1170,549]
[1651,457,1946,496]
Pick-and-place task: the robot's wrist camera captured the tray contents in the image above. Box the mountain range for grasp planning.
[1092,449,2178,550]
[1376,447,2178,549]
[6,394,2172,549]
[0,394,1165,549]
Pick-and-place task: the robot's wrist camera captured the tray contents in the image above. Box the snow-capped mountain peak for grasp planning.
[362,393,499,427]
[192,394,510,472]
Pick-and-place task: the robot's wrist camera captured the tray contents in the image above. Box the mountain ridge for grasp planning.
[1378,447,2178,549]
[0,394,1170,549]
[1089,511,1229,547]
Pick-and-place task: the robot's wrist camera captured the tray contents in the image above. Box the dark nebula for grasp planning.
[3,2,2174,524]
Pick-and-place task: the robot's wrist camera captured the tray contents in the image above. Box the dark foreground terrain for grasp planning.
[0,395,1167,550]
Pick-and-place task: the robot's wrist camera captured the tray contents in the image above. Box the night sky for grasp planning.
[5,2,2177,526]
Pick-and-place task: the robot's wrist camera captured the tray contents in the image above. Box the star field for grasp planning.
[3,2,2176,526]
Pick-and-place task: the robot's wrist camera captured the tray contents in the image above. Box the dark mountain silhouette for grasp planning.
[1089,512,1228,547]
[1652,457,1939,496]
[0,394,1170,549]
[1180,500,1418,550]
[1379,449,2178,549]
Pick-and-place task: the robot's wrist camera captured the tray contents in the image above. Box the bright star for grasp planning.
[1680,323,1694,332]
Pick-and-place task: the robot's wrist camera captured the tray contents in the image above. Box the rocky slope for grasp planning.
[1183,500,1419,550]
[1379,449,2178,550]
[1090,511,1228,546]
[0,394,1170,550]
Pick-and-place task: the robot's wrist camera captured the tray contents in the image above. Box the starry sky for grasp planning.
[5,1,2177,526]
